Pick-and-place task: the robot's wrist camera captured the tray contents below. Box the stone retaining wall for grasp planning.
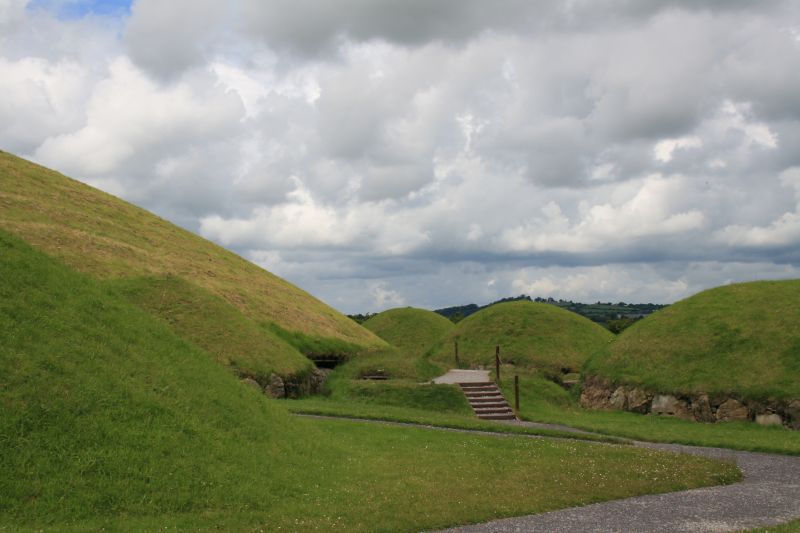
[580,375,800,429]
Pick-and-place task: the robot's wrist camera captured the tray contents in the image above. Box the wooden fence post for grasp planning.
[454,340,459,366]
[495,345,500,383]
[514,375,520,413]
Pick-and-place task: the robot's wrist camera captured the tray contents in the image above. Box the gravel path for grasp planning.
[437,435,800,533]
[297,413,800,532]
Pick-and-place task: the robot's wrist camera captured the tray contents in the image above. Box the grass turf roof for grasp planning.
[0,150,385,355]
[585,280,800,400]
[429,300,614,375]
[362,306,455,358]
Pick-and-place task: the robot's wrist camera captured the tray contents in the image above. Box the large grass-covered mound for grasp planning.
[585,280,800,400]
[0,151,385,378]
[429,301,614,375]
[0,229,318,523]
[363,307,454,358]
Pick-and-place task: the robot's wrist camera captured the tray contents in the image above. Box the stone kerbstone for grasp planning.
[609,387,628,410]
[755,413,783,427]
[785,400,800,430]
[626,388,651,413]
[716,399,749,422]
[265,373,286,399]
[691,394,715,423]
[651,394,692,419]
[579,376,615,409]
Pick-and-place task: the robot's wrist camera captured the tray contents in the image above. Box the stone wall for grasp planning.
[580,375,800,429]
[238,368,331,399]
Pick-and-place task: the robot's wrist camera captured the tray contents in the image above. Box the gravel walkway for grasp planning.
[297,413,800,532]
[437,436,800,533]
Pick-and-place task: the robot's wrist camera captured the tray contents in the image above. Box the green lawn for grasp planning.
[5,418,740,532]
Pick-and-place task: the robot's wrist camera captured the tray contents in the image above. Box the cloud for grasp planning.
[497,175,706,254]
[2,0,800,313]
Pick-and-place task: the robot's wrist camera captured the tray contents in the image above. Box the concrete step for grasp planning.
[470,401,510,408]
[464,391,502,398]
[459,382,496,389]
[478,413,517,420]
[472,402,511,412]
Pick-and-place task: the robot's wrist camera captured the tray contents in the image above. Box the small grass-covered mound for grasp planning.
[429,301,614,376]
[585,280,800,401]
[363,307,454,358]
[0,151,384,359]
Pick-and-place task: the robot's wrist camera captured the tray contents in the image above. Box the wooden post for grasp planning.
[495,345,500,383]
[454,340,459,366]
[514,375,520,413]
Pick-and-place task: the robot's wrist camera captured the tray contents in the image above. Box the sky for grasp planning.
[2,0,800,313]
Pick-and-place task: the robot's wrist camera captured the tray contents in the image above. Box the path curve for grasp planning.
[438,434,800,533]
[296,413,800,532]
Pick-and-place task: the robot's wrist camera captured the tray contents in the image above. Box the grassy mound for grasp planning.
[0,151,384,368]
[363,307,454,358]
[585,280,800,400]
[109,276,312,380]
[429,301,614,376]
[0,229,316,522]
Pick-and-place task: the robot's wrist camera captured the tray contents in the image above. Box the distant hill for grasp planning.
[435,295,666,330]
[362,307,454,358]
[429,301,614,376]
[585,280,800,400]
[0,151,385,381]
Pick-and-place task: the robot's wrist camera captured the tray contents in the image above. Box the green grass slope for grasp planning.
[108,276,312,380]
[363,307,454,357]
[0,151,384,362]
[0,229,316,523]
[585,280,800,400]
[429,301,614,375]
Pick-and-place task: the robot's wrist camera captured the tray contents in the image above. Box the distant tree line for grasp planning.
[346,312,377,324]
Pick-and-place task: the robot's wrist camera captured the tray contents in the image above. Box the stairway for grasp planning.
[459,382,517,421]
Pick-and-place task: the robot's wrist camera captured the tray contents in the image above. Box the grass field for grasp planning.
[0,150,384,359]
[363,307,454,358]
[585,280,800,400]
[0,230,741,531]
[429,300,614,376]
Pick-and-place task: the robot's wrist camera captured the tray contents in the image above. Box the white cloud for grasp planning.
[2,0,800,313]
[34,57,244,178]
[498,175,706,254]
[370,281,406,310]
[654,136,703,163]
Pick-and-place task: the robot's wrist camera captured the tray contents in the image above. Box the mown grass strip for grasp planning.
[284,398,626,444]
